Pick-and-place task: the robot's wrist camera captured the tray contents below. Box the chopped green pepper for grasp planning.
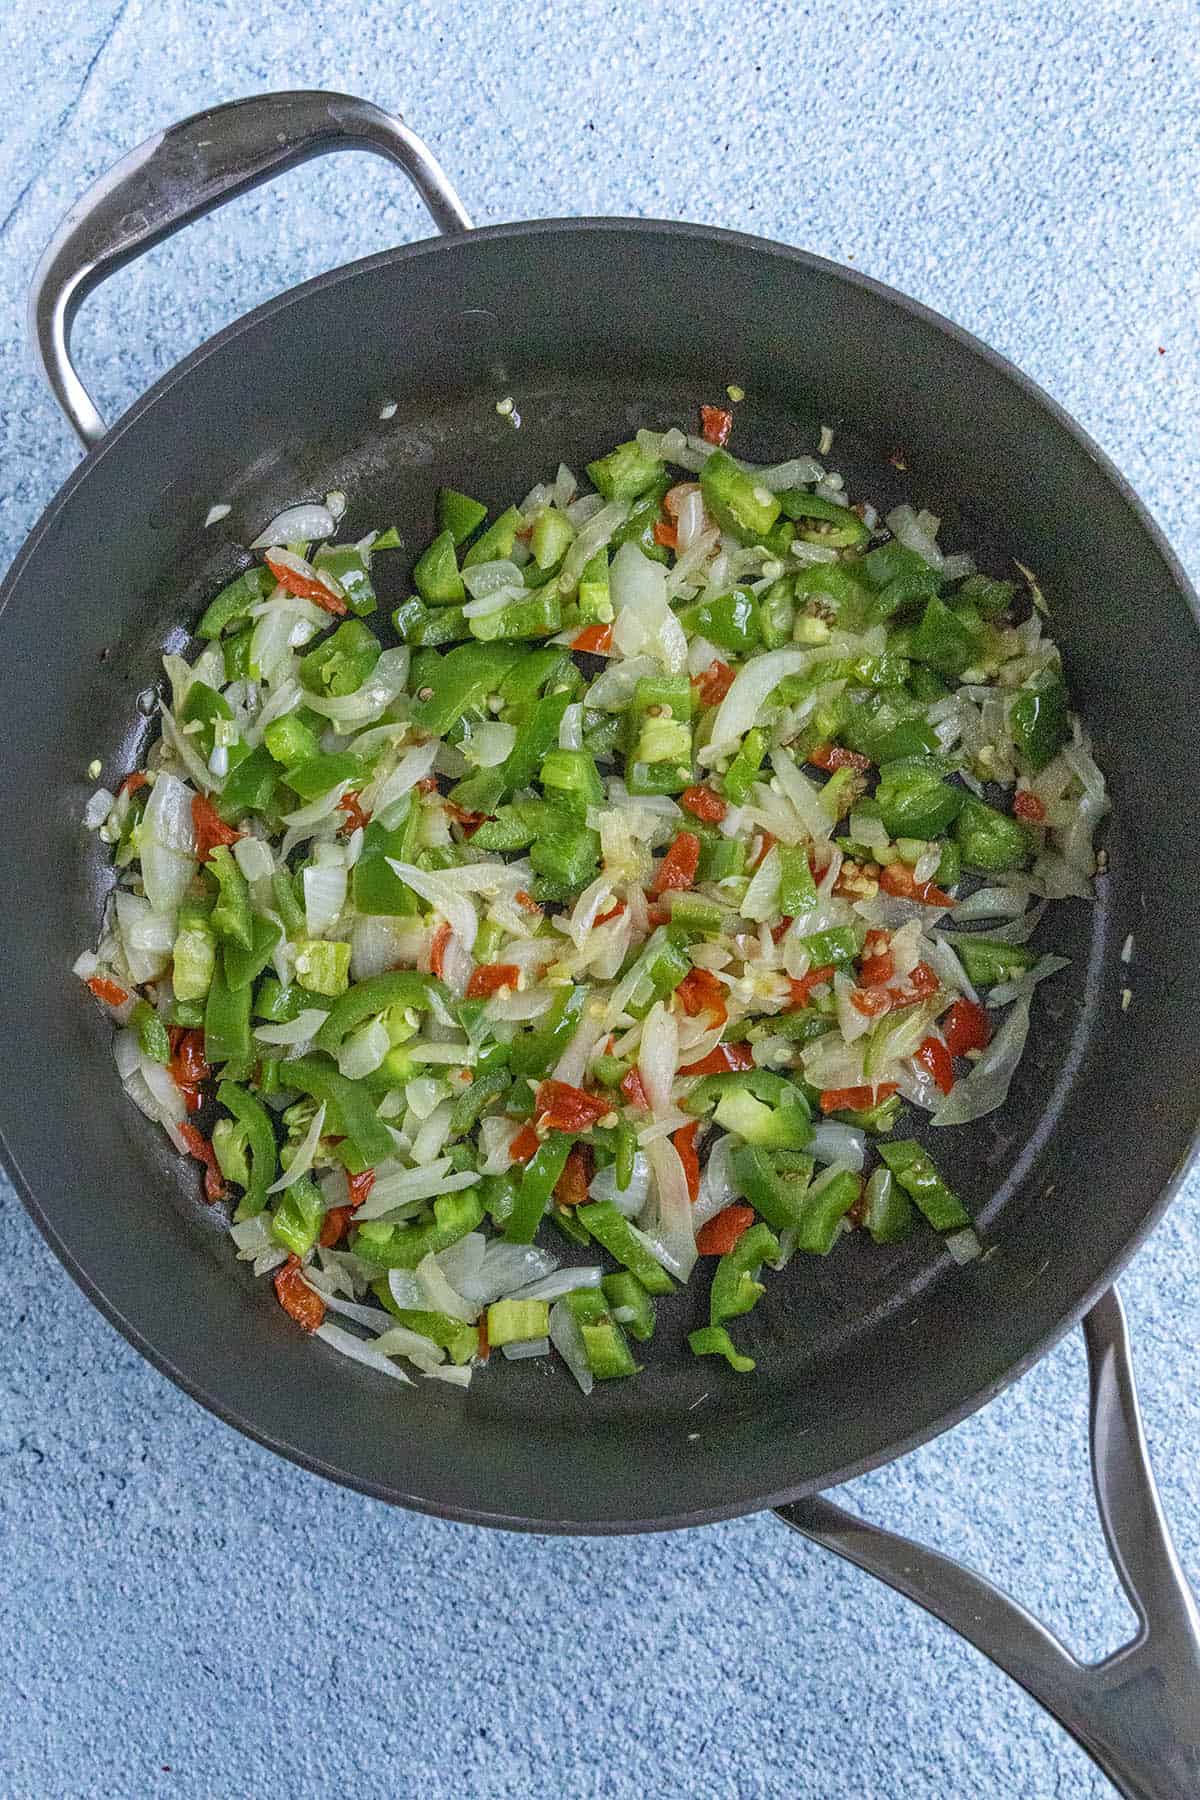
[204,956,252,1065]
[314,544,376,617]
[710,1221,779,1324]
[352,1192,485,1268]
[600,1270,657,1341]
[216,1079,279,1219]
[1011,672,1070,772]
[951,938,1039,986]
[700,450,781,543]
[223,913,282,992]
[688,1324,755,1372]
[874,757,965,839]
[879,1141,970,1230]
[208,845,253,950]
[437,487,488,547]
[678,587,762,654]
[487,1297,551,1345]
[463,506,522,569]
[281,1056,393,1164]
[566,1287,639,1377]
[586,441,665,504]
[863,1166,914,1244]
[413,530,466,605]
[778,489,869,547]
[722,728,766,804]
[575,1200,675,1294]
[196,565,274,639]
[505,1135,573,1243]
[298,620,381,696]
[954,796,1029,872]
[269,1174,325,1258]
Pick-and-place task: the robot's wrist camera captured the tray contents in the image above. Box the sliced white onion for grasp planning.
[885,504,943,570]
[303,861,347,937]
[416,1252,479,1322]
[808,1121,867,1171]
[336,1015,391,1080]
[314,1320,413,1383]
[251,503,337,548]
[355,1164,478,1220]
[741,845,782,922]
[501,1337,550,1361]
[385,861,479,951]
[549,1298,594,1395]
[587,1152,651,1218]
[931,994,1032,1126]
[385,1267,424,1311]
[456,1241,556,1306]
[643,1136,697,1280]
[461,721,516,769]
[695,1131,737,1229]
[255,1008,330,1046]
[351,914,425,980]
[638,1000,679,1116]
[510,1266,604,1303]
[560,498,630,592]
[267,1102,326,1192]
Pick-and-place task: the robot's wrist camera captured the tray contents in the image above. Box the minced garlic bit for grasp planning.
[726,384,745,403]
[818,424,834,456]
[1120,932,1134,964]
[87,758,102,780]
[1121,987,1133,1012]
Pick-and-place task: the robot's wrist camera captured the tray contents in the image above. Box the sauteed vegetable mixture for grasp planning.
[77,410,1107,1388]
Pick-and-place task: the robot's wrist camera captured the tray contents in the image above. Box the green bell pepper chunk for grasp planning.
[600,1271,657,1342]
[777,844,817,917]
[216,1079,279,1219]
[698,834,746,884]
[607,479,672,564]
[540,748,605,813]
[957,573,1016,617]
[793,1168,861,1253]
[531,508,575,570]
[935,840,962,890]
[463,505,522,569]
[268,868,307,940]
[353,1193,486,1268]
[478,687,575,805]
[223,913,282,992]
[575,1201,675,1294]
[729,1143,815,1233]
[797,925,862,970]
[837,1093,905,1135]
[449,1066,511,1138]
[699,450,781,543]
[263,711,321,767]
[208,846,253,950]
[663,892,726,941]
[710,1221,779,1325]
[468,808,534,852]
[269,1174,326,1258]
[910,596,985,677]
[713,1085,813,1150]
[859,541,931,590]
[196,565,274,638]
[313,971,439,1053]
[509,985,585,1081]
[282,752,363,800]
[623,929,691,1020]
[204,956,252,1064]
[504,1135,574,1244]
[281,1056,393,1165]
[679,586,762,654]
[497,647,579,709]
[721,728,766,805]
[313,544,376,616]
[565,1288,639,1377]
[298,620,381,696]
[864,1167,914,1243]
[529,824,601,893]
[437,487,488,547]
[952,938,1039,986]
[1011,673,1070,773]
[486,1297,551,1345]
[180,680,237,759]
[778,489,869,547]
[372,1284,478,1362]
[470,589,562,641]
[413,530,465,605]
[841,689,940,764]
[409,642,521,737]
[254,976,310,1023]
[688,1324,755,1372]
[577,550,613,624]
[954,796,1030,872]
[222,628,254,683]
[614,1119,637,1192]
[129,999,170,1064]
[172,914,216,1002]
[794,561,873,625]
[293,940,352,996]
[875,756,965,839]
[878,1141,970,1231]
[586,441,665,503]
[352,810,423,917]
[212,1118,250,1190]
[758,576,796,649]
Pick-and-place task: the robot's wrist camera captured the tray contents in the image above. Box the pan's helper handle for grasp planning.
[776,1289,1200,1799]
[30,91,472,449]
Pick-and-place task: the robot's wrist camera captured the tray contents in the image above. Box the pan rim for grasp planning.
[3,214,1198,1533]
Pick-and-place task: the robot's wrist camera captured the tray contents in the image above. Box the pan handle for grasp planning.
[29,91,472,450]
[776,1289,1200,1799]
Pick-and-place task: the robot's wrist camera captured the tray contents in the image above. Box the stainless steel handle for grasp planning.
[29,90,472,449]
[777,1289,1200,1799]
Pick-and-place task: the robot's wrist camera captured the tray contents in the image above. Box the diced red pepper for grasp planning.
[119,770,148,797]
[1014,790,1046,823]
[879,863,954,907]
[770,916,794,945]
[850,986,892,1018]
[273,1255,326,1330]
[699,404,733,447]
[319,1205,355,1248]
[680,784,727,824]
[942,997,992,1057]
[465,962,521,999]
[169,1029,210,1094]
[191,791,243,860]
[788,965,836,1008]
[807,742,873,773]
[264,550,347,615]
[650,831,701,896]
[692,659,736,707]
[652,518,678,550]
[915,1036,956,1096]
[571,623,614,653]
[337,791,370,835]
[620,1068,649,1110]
[594,899,626,927]
[446,800,489,835]
[178,1121,226,1202]
[673,1120,700,1204]
[347,1168,376,1210]
[508,1122,541,1163]
[818,1084,899,1115]
[696,1202,755,1256]
[415,775,440,794]
[645,906,671,928]
[514,889,542,916]
[86,974,129,1008]
[680,1041,754,1077]
[674,967,728,1025]
[893,962,940,1005]
[535,1079,609,1133]
[553,1145,594,1208]
[858,929,894,988]
[663,483,700,519]
[428,921,452,979]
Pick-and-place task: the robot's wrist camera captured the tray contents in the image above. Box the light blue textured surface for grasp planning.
[1,6,1198,1797]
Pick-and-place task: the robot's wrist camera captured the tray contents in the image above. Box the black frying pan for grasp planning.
[2,94,1197,1796]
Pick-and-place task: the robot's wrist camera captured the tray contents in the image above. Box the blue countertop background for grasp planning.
[1,4,1197,1796]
